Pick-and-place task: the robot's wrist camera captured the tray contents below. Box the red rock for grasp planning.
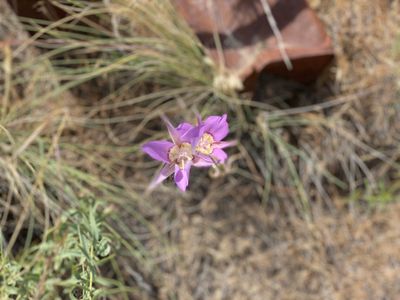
[172,0,334,90]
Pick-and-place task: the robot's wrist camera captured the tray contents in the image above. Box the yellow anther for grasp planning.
[168,142,193,170]
[196,133,214,155]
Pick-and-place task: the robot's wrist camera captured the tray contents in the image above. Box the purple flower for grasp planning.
[142,114,234,191]
[142,116,200,191]
[193,114,235,167]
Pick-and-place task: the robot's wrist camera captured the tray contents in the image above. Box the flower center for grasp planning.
[196,133,214,155]
[168,142,193,170]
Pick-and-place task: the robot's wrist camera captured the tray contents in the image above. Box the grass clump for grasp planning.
[0,198,133,299]
[0,73,154,298]
[1,2,155,298]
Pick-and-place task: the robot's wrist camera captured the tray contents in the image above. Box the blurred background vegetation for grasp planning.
[0,0,399,299]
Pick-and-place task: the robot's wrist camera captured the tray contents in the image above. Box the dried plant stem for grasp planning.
[260,0,293,70]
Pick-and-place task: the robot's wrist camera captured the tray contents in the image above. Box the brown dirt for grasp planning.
[155,196,400,300]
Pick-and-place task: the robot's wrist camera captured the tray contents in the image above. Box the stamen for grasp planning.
[196,133,214,155]
[168,142,193,170]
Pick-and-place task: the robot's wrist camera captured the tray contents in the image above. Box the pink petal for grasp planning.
[211,148,228,163]
[142,140,173,163]
[188,125,206,148]
[148,163,175,190]
[214,140,237,149]
[161,115,181,144]
[176,122,194,136]
[176,122,202,146]
[193,153,214,167]
[174,163,191,191]
[203,114,229,141]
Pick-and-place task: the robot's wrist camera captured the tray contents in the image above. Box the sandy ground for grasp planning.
[154,195,400,300]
